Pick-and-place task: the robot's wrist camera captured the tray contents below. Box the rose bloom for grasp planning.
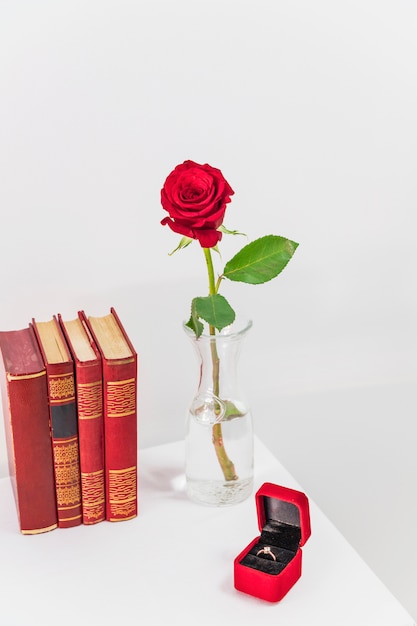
[161,160,234,248]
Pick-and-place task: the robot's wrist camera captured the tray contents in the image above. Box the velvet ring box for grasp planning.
[234,482,311,602]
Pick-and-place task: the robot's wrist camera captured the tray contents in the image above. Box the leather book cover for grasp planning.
[59,312,105,525]
[32,317,82,528]
[0,326,58,534]
[84,308,137,522]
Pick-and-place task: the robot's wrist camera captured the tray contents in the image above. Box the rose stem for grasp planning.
[203,247,238,481]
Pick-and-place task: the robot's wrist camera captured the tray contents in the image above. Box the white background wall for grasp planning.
[1,0,416,620]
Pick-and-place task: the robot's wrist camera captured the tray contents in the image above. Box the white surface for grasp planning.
[0,0,416,621]
[254,382,417,623]
[0,437,414,626]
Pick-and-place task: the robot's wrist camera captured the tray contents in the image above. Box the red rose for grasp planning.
[161,160,234,248]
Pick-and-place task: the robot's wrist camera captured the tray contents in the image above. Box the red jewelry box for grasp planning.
[234,482,311,602]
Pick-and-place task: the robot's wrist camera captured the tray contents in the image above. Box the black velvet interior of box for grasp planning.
[261,520,301,551]
[240,521,301,576]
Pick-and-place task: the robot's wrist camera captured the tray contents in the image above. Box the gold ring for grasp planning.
[256,546,276,561]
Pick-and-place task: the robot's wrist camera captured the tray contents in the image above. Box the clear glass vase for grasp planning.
[183,317,254,506]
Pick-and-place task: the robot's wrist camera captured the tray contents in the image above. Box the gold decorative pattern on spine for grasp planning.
[107,378,136,418]
[53,436,81,507]
[81,470,105,522]
[7,371,46,381]
[60,514,82,522]
[49,373,75,403]
[109,466,137,519]
[21,523,58,535]
[78,381,102,419]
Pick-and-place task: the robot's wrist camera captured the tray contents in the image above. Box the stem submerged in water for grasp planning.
[203,248,238,482]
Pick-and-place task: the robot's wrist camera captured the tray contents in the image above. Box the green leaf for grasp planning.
[185,303,204,337]
[218,225,247,237]
[195,295,236,331]
[223,235,298,284]
[222,400,245,421]
[168,236,193,256]
[186,294,235,336]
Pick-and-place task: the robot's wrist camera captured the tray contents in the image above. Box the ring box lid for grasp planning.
[256,482,311,548]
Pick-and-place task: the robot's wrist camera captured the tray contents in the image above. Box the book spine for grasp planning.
[75,362,105,524]
[102,356,137,522]
[0,329,58,534]
[47,364,83,528]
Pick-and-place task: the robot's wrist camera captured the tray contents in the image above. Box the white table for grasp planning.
[0,437,414,626]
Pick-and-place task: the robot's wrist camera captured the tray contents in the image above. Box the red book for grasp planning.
[0,326,58,534]
[59,312,105,525]
[85,308,137,522]
[32,317,82,528]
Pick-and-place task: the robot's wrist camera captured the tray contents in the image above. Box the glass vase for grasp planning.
[183,317,254,506]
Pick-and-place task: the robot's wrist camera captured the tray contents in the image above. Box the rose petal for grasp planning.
[194,227,223,248]
[160,217,194,239]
